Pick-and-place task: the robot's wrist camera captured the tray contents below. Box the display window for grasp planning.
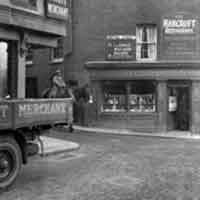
[101,80,156,113]
[102,81,127,112]
[129,80,156,112]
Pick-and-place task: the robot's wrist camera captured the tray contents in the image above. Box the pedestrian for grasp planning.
[76,84,90,126]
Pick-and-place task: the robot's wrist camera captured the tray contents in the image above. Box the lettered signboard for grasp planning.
[161,12,200,60]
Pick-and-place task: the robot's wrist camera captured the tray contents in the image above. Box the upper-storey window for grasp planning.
[50,38,64,63]
[136,25,157,61]
[10,0,37,10]
[26,47,33,66]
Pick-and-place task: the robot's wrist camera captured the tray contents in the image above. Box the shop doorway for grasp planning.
[167,82,190,131]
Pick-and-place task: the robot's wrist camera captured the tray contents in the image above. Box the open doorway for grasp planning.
[167,82,190,131]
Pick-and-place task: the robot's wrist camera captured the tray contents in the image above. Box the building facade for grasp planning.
[29,0,200,134]
[0,0,68,99]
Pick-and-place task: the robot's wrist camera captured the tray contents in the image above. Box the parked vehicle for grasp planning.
[0,98,73,189]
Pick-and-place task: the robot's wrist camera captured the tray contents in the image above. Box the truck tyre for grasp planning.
[0,136,22,189]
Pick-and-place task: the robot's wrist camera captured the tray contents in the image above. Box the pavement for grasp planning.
[39,124,200,157]
[72,125,200,140]
[38,135,80,156]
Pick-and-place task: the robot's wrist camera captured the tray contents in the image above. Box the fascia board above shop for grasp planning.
[85,60,200,70]
[26,32,58,48]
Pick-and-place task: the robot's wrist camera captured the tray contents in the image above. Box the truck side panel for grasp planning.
[0,98,73,130]
[0,101,13,130]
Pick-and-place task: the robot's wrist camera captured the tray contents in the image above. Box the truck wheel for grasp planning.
[0,136,22,189]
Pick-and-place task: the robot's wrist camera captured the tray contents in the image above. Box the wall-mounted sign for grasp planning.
[168,96,177,112]
[163,18,197,34]
[106,35,136,60]
[46,0,69,20]
[161,12,199,60]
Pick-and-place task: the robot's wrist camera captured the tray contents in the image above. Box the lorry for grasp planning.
[0,98,73,189]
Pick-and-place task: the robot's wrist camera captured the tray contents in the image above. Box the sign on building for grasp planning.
[161,12,199,60]
[106,35,136,60]
[46,0,69,20]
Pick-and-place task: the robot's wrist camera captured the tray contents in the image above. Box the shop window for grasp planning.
[136,25,157,61]
[26,48,33,66]
[129,81,156,112]
[51,38,64,63]
[101,80,156,113]
[102,81,127,112]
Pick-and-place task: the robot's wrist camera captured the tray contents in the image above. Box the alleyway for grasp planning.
[2,130,200,199]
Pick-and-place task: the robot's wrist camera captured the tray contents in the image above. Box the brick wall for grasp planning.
[28,0,200,89]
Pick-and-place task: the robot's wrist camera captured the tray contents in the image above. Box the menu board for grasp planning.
[161,12,199,60]
[106,35,136,60]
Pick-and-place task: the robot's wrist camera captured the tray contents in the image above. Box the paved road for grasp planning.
[1,130,200,199]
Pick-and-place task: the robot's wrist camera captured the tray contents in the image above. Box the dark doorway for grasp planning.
[26,77,38,98]
[167,83,190,131]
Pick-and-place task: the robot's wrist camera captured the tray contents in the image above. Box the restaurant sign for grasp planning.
[162,12,199,60]
[46,0,69,20]
[163,14,197,34]
[106,35,136,60]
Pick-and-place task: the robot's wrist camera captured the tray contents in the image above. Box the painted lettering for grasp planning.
[18,102,66,117]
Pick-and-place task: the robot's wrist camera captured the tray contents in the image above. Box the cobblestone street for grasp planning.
[2,130,200,199]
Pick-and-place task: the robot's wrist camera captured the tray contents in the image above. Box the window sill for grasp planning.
[50,58,64,64]
[101,111,157,115]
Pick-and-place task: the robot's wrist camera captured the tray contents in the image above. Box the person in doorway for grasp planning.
[76,84,90,126]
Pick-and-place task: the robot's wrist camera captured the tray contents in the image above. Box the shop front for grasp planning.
[85,11,200,134]
[85,61,200,134]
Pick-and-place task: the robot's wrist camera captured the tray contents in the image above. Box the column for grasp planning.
[191,80,200,134]
[17,40,26,98]
[92,81,102,120]
[157,80,167,133]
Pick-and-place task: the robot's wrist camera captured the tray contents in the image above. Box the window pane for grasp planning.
[52,39,64,60]
[102,81,126,112]
[136,25,157,60]
[129,81,156,112]
[26,48,33,62]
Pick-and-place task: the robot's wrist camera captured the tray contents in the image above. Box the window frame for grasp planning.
[26,47,33,66]
[101,80,157,113]
[50,38,64,63]
[136,24,157,61]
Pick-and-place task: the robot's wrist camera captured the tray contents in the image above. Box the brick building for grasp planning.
[28,0,200,134]
[0,0,67,99]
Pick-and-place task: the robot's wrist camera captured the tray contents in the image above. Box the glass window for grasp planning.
[129,81,156,112]
[26,48,33,66]
[101,80,156,113]
[102,81,127,112]
[51,38,64,62]
[136,25,157,61]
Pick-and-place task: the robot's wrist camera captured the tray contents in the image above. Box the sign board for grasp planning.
[46,0,69,20]
[161,12,199,60]
[168,96,177,112]
[106,35,136,60]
